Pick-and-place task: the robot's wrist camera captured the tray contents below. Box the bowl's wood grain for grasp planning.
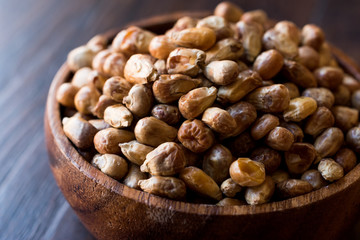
[45,12,360,240]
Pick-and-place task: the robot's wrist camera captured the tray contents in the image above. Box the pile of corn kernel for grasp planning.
[57,2,360,205]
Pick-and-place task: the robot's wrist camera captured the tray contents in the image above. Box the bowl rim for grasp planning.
[46,11,360,216]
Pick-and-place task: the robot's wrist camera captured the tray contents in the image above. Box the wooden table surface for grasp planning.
[1,0,360,239]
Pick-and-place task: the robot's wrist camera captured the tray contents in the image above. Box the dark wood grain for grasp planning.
[1,0,360,239]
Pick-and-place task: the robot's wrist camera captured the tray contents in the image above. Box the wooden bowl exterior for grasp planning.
[45,12,360,240]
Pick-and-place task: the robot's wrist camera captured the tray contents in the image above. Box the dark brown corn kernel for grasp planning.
[304,107,334,136]
[314,127,344,162]
[334,148,357,173]
[302,87,335,109]
[151,104,181,125]
[203,144,233,184]
[245,84,290,113]
[250,147,281,174]
[253,49,284,79]
[281,60,317,88]
[346,127,360,153]
[226,131,255,157]
[276,179,313,199]
[298,46,319,70]
[314,67,344,90]
[251,114,279,140]
[280,121,304,142]
[178,119,215,153]
[301,170,327,190]
[265,127,294,151]
[331,106,359,132]
[285,143,317,175]
[225,101,257,138]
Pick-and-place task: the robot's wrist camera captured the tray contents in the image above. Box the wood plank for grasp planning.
[0,0,359,239]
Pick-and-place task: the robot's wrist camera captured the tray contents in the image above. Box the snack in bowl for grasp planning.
[56,2,360,208]
[45,3,360,239]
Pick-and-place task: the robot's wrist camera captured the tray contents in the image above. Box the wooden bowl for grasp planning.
[45,12,360,240]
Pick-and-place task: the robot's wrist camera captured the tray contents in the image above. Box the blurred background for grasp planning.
[1,0,360,239]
